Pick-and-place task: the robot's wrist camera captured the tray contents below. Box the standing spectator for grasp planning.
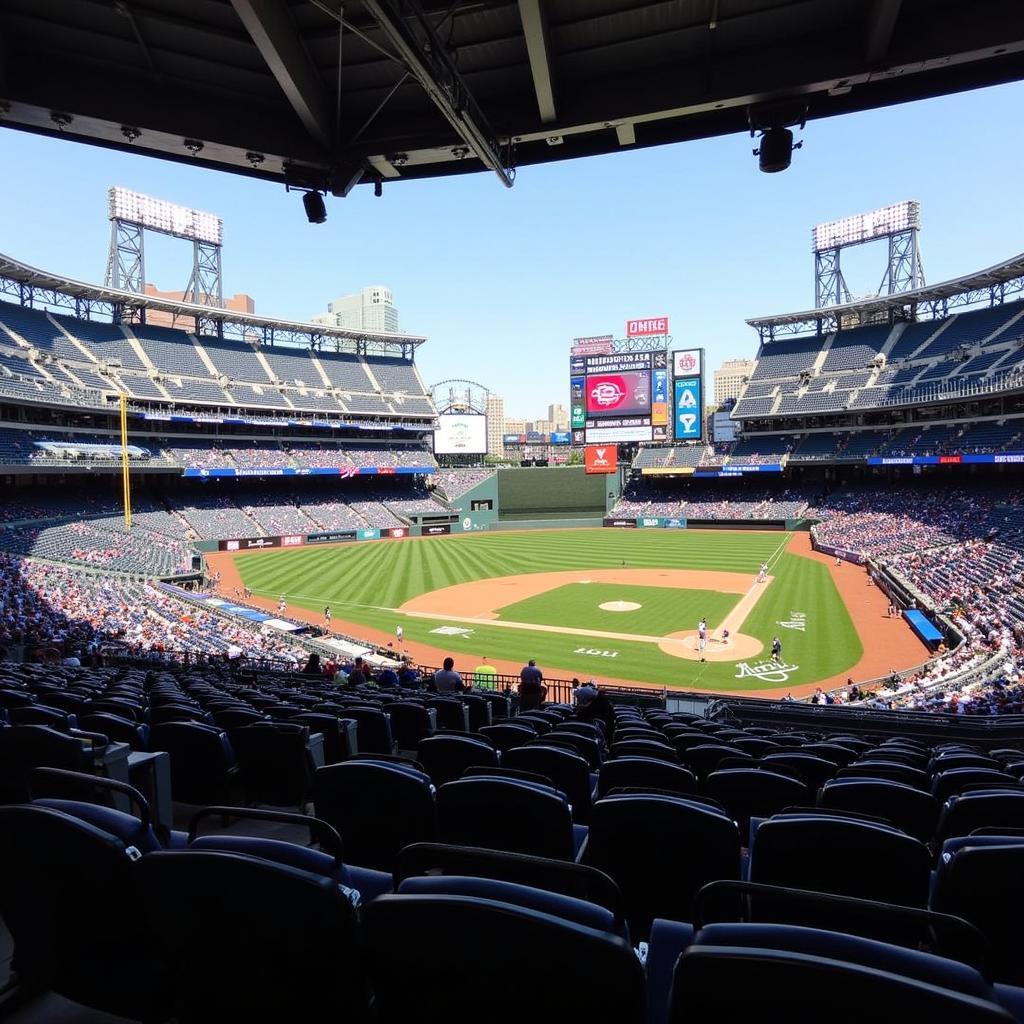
[519,658,547,711]
[434,656,464,693]
[324,605,332,627]
[474,656,498,688]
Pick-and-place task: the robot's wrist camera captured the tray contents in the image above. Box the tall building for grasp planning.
[547,403,568,428]
[312,286,399,333]
[505,418,527,435]
[713,358,755,404]
[486,393,506,457]
[143,283,254,328]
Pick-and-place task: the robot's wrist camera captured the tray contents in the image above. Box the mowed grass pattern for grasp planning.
[235,529,862,690]
[498,584,739,636]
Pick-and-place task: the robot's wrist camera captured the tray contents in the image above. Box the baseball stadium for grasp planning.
[3,3,1024,1022]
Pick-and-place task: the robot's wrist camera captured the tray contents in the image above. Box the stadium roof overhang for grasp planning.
[1,1,1024,192]
[0,252,426,355]
[746,251,1024,340]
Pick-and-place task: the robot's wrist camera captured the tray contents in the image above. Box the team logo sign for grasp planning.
[589,378,626,408]
[734,660,800,683]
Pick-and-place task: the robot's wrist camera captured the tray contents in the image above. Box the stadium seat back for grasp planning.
[437,776,577,861]
[585,794,741,937]
[137,849,368,1021]
[362,893,645,1024]
[314,760,436,871]
[0,804,170,1019]
[417,733,499,786]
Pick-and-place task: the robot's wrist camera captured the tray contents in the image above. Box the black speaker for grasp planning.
[191,554,203,571]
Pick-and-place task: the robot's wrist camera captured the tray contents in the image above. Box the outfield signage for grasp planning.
[867,451,1024,466]
[603,518,638,528]
[693,464,783,477]
[182,465,433,479]
[636,517,689,529]
[423,524,451,536]
[585,445,618,474]
[218,536,281,551]
[306,530,357,544]
[641,466,695,476]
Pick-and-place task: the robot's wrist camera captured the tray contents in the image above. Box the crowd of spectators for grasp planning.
[610,483,813,521]
[0,556,309,664]
[812,484,1024,713]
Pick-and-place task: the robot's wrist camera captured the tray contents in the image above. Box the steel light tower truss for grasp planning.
[104,187,224,324]
[813,200,925,310]
[429,378,489,415]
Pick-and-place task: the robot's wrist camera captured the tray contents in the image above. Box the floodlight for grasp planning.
[756,127,799,173]
[303,190,327,224]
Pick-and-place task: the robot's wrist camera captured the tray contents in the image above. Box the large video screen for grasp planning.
[434,414,487,455]
[585,371,651,417]
[570,350,668,444]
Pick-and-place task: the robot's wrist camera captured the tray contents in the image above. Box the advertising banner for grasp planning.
[218,536,281,551]
[383,527,410,539]
[603,517,638,528]
[626,317,669,337]
[672,349,702,377]
[423,524,452,536]
[571,335,614,355]
[674,377,702,441]
[550,431,571,445]
[358,529,380,540]
[306,530,356,545]
[585,445,618,474]
[281,535,304,547]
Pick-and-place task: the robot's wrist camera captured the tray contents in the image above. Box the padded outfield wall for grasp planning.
[496,465,612,520]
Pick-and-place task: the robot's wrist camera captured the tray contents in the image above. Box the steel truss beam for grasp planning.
[360,0,514,187]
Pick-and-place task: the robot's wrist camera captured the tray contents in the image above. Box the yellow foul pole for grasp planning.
[120,393,132,529]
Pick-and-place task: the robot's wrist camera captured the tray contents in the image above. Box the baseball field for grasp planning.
[225,528,900,693]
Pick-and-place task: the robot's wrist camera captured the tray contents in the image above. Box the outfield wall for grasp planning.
[497,465,608,519]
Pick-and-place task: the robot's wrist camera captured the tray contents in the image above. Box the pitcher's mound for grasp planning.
[599,600,642,612]
[657,629,763,661]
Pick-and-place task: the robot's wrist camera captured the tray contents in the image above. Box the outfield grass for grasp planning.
[234,529,862,691]
[497,583,738,636]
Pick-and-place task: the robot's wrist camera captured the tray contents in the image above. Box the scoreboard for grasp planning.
[570,349,669,445]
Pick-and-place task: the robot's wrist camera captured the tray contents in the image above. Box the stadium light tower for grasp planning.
[813,200,925,309]
[104,187,224,315]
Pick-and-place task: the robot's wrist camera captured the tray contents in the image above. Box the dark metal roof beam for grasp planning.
[865,0,903,64]
[229,0,333,147]
[517,0,557,124]
[361,0,514,186]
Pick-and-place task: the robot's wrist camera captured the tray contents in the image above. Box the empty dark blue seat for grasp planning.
[585,794,741,938]
[0,724,94,802]
[0,804,170,1020]
[749,814,930,908]
[314,760,437,871]
[362,892,644,1024]
[137,849,369,1021]
[437,776,582,861]
[417,733,498,786]
[503,743,596,823]
[597,756,696,797]
[665,922,1015,1023]
[820,778,939,843]
[149,721,236,804]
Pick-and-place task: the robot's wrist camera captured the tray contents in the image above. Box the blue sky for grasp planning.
[2,80,1023,419]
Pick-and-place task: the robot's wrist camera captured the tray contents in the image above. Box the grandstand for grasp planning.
[7,4,1024,1018]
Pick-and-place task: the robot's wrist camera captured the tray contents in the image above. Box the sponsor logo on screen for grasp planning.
[672,349,702,376]
[388,528,409,539]
[586,445,618,474]
[225,540,239,551]
[590,378,627,408]
[424,524,451,536]
[626,316,669,337]
[282,535,303,546]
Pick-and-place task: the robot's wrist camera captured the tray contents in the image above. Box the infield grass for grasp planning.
[234,529,862,691]
[497,583,738,636]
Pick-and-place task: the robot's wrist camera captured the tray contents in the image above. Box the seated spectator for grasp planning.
[433,656,464,693]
